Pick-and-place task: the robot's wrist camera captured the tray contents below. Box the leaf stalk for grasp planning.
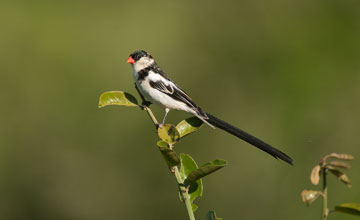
[174,166,196,220]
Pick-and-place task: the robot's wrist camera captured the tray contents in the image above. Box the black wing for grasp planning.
[149,80,208,118]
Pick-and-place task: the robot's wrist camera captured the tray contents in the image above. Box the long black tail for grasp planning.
[205,113,293,165]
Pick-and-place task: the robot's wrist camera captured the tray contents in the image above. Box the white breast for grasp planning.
[137,72,195,114]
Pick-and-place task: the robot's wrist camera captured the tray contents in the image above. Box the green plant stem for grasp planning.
[173,166,196,220]
[143,106,158,125]
[141,105,195,220]
[322,168,328,220]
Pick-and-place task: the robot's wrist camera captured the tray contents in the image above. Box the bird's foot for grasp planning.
[156,123,164,129]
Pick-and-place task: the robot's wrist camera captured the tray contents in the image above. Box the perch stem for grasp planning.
[174,166,196,220]
[321,168,328,220]
[137,90,195,220]
[144,106,158,125]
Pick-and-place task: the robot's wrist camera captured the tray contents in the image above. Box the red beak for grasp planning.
[127,56,135,64]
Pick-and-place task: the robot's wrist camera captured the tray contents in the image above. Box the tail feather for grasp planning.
[195,113,216,129]
[205,113,293,165]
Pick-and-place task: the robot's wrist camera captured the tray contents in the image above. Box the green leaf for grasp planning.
[157,140,169,148]
[192,203,198,212]
[98,91,138,108]
[206,210,224,220]
[328,168,352,187]
[176,117,203,138]
[335,203,360,216]
[157,141,180,167]
[179,154,199,181]
[157,124,180,144]
[179,154,203,212]
[186,159,227,183]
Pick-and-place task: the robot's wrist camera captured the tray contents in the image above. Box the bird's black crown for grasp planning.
[129,50,152,61]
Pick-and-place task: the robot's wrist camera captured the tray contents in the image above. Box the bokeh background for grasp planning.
[1,0,360,219]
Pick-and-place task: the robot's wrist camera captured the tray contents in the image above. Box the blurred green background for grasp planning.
[1,0,360,219]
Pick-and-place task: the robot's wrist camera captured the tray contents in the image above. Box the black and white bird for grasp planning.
[127,50,293,165]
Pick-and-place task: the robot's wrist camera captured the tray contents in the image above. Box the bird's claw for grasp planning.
[156,123,164,129]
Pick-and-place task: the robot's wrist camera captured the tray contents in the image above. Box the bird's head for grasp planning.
[127,50,154,72]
